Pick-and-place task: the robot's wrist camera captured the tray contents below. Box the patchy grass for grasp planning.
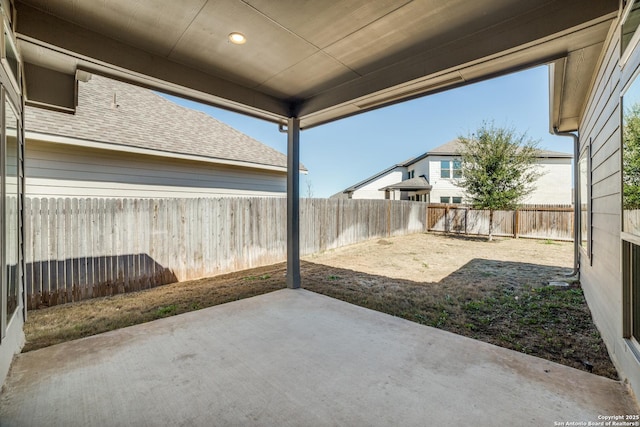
[460,285,609,373]
[23,234,617,380]
[541,239,560,245]
[154,304,177,317]
[23,264,287,352]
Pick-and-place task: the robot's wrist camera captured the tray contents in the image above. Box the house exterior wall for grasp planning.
[0,310,24,392]
[578,8,640,400]
[425,155,465,202]
[407,157,429,178]
[523,158,573,205]
[414,155,572,204]
[25,140,287,198]
[350,168,404,200]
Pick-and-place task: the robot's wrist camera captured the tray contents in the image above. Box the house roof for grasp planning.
[18,1,617,130]
[342,164,406,193]
[380,176,432,192]
[25,74,301,172]
[406,139,573,163]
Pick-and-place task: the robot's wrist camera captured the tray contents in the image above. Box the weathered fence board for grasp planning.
[25,198,430,308]
[24,198,573,309]
[427,203,574,241]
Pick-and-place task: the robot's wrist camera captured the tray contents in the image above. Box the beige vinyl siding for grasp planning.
[578,13,640,398]
[523,159,573,205]
[427,156,464,202]
[25,140,287,198]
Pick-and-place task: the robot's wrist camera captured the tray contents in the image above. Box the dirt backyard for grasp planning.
[305,232,572,284]
[24,232,617,379]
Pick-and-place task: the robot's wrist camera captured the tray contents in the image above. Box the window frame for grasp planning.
[452,160,462,179]
[440,159,462,179]
[620,12,640,356]
[4,93,18,328]
[440,160,450,178]
[578,142,592,264]
[0,19,19,94]
[440,196,450,203]
[622,239,640,359]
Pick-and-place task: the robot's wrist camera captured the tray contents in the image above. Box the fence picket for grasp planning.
[427,203,573,240]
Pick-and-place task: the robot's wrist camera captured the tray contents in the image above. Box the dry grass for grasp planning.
[24,233,617,380]
[23,264,287,352]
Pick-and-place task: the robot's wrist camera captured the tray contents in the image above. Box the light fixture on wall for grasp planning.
[228,32,247,45]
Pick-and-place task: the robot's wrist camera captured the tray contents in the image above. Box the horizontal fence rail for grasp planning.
[427,203,574,241]
[24,197,428,308]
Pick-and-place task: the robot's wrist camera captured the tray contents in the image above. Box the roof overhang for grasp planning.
[16,0,619,130]
[549,13,618,133]
[380,177,432,192]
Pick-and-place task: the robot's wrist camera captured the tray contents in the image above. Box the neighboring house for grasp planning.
[24,74,301,198]
[338,140,572,205]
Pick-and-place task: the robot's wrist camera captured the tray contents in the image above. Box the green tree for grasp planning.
[456,122,543,241]
[623,103,640,210]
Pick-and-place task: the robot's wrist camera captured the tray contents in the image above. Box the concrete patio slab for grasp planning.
[1,289,637,426]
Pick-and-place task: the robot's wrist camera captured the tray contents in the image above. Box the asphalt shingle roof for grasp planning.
[25,75,293,170]
[380,176,432,191]
[426,139,572,158]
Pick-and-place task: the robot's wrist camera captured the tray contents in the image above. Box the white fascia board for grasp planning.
[26,131,290,174]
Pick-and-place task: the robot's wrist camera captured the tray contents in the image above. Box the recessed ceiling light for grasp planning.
[228,32,247,45]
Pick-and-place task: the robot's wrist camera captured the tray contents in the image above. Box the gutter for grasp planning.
[552,127,580,278]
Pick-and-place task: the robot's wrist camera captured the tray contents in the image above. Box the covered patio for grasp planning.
[1,289,636,426]
[12,0,619,288]
[1,0,638,423]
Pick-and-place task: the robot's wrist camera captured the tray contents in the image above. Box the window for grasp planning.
[440,159,462,178]
[622,0,640,64]
[408,170,415,179]
[621,24,640,353]
[452,160,462,178]
[579,144,591,261]
[452,197,462,204]
[440,197,450,203]
[623,241,640,344]
[5,96,18,325]
[1,23,19,92]
[440,160,450,178]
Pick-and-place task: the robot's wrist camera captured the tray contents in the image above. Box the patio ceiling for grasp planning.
[16,0,617,129]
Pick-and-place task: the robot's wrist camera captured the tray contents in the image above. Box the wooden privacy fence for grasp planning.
[24,197,428,308]
[427,204,574,241]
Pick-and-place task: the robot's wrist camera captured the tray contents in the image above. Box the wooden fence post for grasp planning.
[445,206,450,233]
[514,209,520,239]
[387,200,391,237]
[464,207,468,235]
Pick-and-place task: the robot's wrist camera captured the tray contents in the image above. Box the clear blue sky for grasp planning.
[161,65,573,198]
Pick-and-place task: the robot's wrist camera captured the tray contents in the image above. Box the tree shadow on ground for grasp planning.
[300,259,615,379]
